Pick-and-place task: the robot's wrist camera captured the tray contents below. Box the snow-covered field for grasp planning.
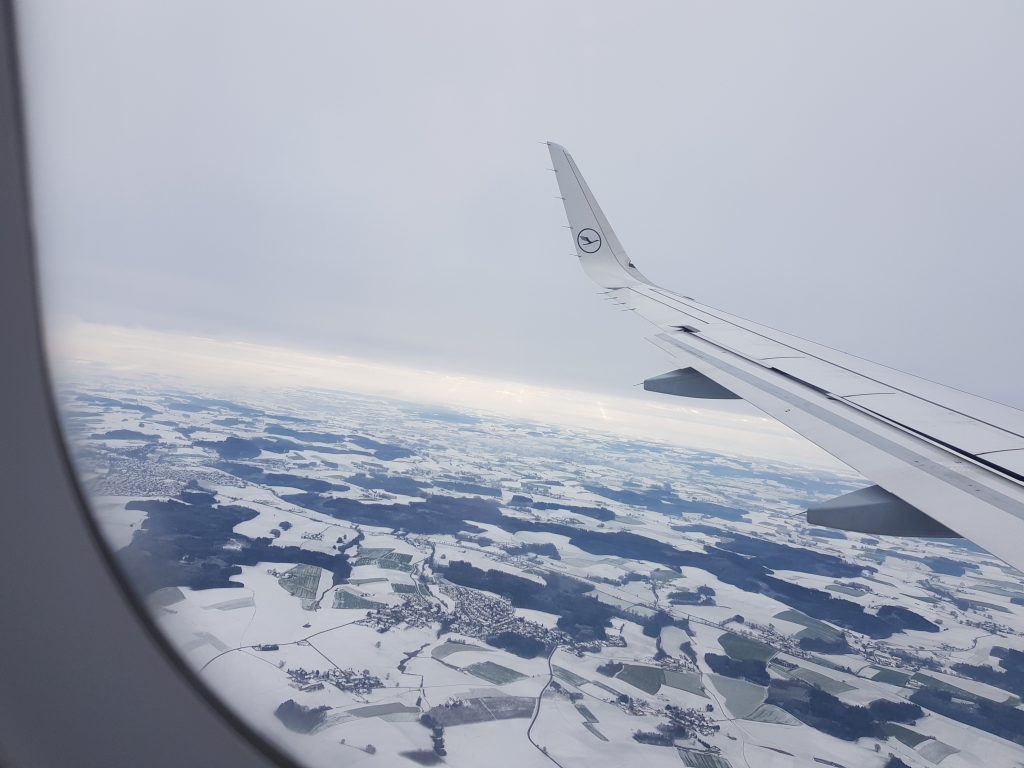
[61,375,1024,768]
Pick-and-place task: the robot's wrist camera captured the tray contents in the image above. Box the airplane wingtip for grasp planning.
[545,143,652,290]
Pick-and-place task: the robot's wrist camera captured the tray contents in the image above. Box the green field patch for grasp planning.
[719,632,776,662]
[795,626,837,641]
[616,664,664,695]
[347,703,420,718]
[678,748,733,768]
[575,703,598,723]
[431,640,490,660]
[465,661,527,685]
[379,560,414,572]
[912,672,977,699]
[868,667,910,686]
[392,583,418,593]
[651,569,679,583]
[553,665,589,688]
[918,739,959,763]
[911,672,1012,703]
[784,666,854,694]
[662,670,707,697]
[882,723,928,747]
[742,703,800,725]
[332,590,384,610]
[709,674,765,719]
[774,610,841,642]
[278,564,322,600]
[807,655,846,671]
[381,551,414,564]
[348,577,389,586]
[356,548,393,560]
[582,721,608,741]
[827,584,867,597]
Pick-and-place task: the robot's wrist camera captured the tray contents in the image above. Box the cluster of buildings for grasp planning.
[357,593,443,633]
[437,581,567,649]
[438,582,521,635]
[664,704,720,738]
[286,666,384,695]
[86,447,205,497]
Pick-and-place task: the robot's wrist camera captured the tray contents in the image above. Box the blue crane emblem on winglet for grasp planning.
[576,228,602,253]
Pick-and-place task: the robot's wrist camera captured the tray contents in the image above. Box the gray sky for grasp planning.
[19,1,1024,410]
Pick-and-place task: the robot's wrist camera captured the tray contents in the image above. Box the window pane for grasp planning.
[22,3,1024,767]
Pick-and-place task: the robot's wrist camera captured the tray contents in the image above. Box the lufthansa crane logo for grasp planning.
[577,228,602,253]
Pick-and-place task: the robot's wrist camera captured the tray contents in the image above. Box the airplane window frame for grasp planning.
[0,4,304,766]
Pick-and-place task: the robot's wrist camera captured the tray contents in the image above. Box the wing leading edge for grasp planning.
[547,142,1024,572]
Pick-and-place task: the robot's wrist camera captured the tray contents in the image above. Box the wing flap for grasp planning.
[643,368,741,400]
[842,392,1024,456]
[985,450,1024,475]
[807,485,958,537]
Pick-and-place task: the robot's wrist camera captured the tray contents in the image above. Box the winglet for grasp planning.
[546,143,650,289]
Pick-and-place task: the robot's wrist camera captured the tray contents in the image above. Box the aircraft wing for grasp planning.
[548,142,1024,572]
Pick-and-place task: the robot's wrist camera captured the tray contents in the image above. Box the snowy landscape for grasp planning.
[60,375,1024,768]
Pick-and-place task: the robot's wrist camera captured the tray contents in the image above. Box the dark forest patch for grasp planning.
[216,462,346,493]
[585,484,746,521]
[766,680,921,741]
[704,653,769,685]
[119,483,350,594]
[275,700,329,733]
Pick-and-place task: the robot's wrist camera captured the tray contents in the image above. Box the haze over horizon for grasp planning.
[51,320,853,470]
